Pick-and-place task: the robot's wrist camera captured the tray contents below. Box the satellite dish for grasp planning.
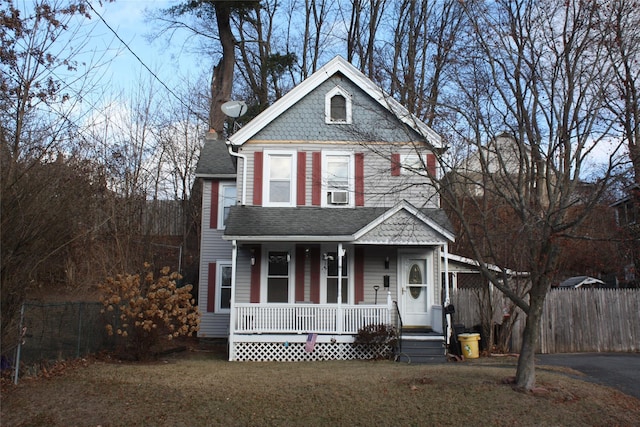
[221,101,248,118]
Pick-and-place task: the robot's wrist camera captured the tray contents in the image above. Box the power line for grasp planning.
[86,1,209,124]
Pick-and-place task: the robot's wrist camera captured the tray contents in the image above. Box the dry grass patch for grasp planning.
[2,351,639,426]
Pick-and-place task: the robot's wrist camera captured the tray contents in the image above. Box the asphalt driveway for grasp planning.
[537,353,640,400]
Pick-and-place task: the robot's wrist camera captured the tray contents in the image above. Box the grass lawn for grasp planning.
[1,348,639,426]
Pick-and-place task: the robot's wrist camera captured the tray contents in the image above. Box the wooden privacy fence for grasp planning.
[451,288,640,354]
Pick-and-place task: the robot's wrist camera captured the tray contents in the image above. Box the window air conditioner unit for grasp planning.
[329,191,349,204]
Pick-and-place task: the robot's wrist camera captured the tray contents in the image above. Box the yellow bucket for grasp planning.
[458,333,481,359]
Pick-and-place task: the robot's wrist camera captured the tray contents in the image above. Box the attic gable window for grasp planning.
[325,86,352,124]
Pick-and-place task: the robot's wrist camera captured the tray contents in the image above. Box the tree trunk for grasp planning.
[209,3,235,137]
[515,291,545,390]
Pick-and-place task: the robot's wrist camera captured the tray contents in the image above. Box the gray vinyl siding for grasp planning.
[198,179,234,338]
[234,248,253,304]
[235,77,439,209]
[237,143,439,209]
[362,148,439,208]
[361,247,398,304]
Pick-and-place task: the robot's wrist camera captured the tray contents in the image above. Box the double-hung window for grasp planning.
[266,251,290,303]
[216,262,232,312]
[322,151,353,206]
[263,150,296,207]
[401,154,425,175]
[218,183,236,228]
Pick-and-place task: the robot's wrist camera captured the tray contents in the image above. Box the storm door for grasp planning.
[400,254,431,326]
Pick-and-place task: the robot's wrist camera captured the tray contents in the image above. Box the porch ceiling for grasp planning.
[223,204,454,243]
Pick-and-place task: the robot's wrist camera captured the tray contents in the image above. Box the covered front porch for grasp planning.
[223,203,455,361]
[229,300,446,361]
[230,301,397,361]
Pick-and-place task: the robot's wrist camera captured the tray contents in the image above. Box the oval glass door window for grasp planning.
[408,263,422,299]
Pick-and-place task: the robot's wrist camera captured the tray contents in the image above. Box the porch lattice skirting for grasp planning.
[232,341,392,362]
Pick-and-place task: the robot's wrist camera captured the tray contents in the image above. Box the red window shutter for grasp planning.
[427,153,437,177]
[295,245,306,301]
[354,247,365,303]
[207,262,216,312]
[210,181,219,229]
[355,152,364,206]
[391,153,401,176]
[297,151,306,206]
[309,246,320,303]
[312,152,321,206]
[253,151,263,206]
[250,246,261,303]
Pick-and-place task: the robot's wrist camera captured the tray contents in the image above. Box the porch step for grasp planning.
[396,331,446,364]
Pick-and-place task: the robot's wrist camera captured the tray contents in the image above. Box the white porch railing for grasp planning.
[234,303,392,334]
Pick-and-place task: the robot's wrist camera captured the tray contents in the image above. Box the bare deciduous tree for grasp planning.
[0,0,114,347]
[438,0,625,390]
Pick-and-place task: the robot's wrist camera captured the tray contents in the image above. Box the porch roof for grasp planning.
[223,203,454,243]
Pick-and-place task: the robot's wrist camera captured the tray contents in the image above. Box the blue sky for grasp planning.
[88,0,207,95]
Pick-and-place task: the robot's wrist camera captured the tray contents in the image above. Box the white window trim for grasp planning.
[400,153,426,175]
[325,86,352,124]
[319,245,353,304]
[321,150,354,207]
[262,150,297,207]
[215,261,232,313]
[217,182,237,229]
[260,246,296,303]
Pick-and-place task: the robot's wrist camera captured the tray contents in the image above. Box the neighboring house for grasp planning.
[444,253,529,291]
[195,56,456,361]
[557,276,605,289]
[611,184,639,229]
[450,132,530,198]
[611,183,640,284]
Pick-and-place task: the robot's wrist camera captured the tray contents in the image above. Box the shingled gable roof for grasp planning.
[195,133,236,178]
[223,201,454,243]
[227,55,442,149]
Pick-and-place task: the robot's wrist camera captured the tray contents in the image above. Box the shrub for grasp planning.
[99,264,200,360]
[354,324,398,359]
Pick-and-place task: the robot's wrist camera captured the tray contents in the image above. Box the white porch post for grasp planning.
[386,282,392,324]
[336,242,345,334]
[443,243,451,346]
[228,240,238,361]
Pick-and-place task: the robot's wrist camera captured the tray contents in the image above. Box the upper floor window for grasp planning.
[325,86,352,124]
[322,151,354,206]
[400,153,437,178]
[263,150,297,207]
[401,154,425,175]
[616,200,638,227]
[218,183,237,228]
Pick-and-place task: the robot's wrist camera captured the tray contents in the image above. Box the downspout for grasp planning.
[226,141,244,360]
[227,143,247,205]
[228,240,238,361]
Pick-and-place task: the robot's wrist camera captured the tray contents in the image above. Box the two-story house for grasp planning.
[195,56,455,361]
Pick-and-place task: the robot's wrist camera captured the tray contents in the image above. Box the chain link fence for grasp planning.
[3,301,113,383]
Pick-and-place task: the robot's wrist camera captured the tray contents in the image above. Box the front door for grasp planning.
[399,253,431,327]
